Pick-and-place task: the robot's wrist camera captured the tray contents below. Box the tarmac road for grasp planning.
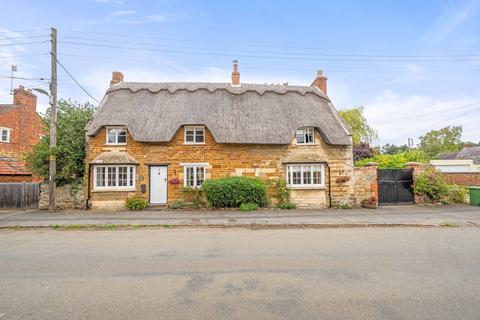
[1,228,480,319]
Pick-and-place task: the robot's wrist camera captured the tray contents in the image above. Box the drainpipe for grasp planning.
[324,162,332,208]
[85,163,92,209]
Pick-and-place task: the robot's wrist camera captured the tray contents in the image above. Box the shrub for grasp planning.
[169,200,184,209]
[413,168,448,202]
[182,187,203,209]
[355,150,429,169]
[274,179,291,205]
[442,185,468,204]
[201,176,268,208]
[277,202,296,209]
[125,196,148,211]
[239,203,258,212]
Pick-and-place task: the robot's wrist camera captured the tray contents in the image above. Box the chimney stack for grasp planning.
[13,85,37,112]
[110,71,124,86]
[311,70,328,94]
[231,60,240,86]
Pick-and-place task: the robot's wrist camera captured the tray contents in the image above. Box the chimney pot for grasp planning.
[311,69,328,94]
[110,71,124,86]
[231,60,240,86]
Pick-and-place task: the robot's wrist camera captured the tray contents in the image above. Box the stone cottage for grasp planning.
[85,62,354,210]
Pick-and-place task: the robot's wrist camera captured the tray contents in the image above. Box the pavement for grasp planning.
[1,227,480,319]
[0,204,479,228]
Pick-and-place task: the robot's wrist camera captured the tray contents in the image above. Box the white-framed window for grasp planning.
[181,163,207,188]
[0,127,11,143]
[93,165,135,190]
[296,127,315,144]
[106,127,127,145]
[184,126,205,144]
[286,164,325,188]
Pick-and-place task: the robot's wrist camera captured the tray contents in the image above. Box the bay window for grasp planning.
[94,165,135,190]
[286,164,324,188]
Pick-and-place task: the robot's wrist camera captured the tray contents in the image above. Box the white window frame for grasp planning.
[180,163,208,188]
[106,127,127,145]
[286,164,325,189]
[296,127,315,145]
[93,165,136,191]
[0,127,11,143]
[184,126,205,144]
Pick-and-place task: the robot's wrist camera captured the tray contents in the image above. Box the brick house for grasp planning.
[85,63,354,210]
[0,86,45,182]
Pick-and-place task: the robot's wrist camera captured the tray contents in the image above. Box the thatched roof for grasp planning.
[86,82,352,145]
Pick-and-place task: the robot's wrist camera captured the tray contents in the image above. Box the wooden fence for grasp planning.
[0,183,40,209]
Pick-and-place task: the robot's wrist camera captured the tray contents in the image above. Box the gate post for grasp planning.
[405,162,422,204]
[364,162,379,202]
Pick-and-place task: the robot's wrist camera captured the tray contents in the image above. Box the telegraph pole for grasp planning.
[48,27,57,212]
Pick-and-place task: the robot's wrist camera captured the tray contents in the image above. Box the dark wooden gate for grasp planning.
[0,183,39,209]
[377,169,414,205]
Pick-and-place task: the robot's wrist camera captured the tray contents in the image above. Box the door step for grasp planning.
[145,204,168,211]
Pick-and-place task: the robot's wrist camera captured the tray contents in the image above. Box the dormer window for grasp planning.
[0,127,11,143]
[296,127,315,144]
[184,126,205,144]
[106,127,127,145]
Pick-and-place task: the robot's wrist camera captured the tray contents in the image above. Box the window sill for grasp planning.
[0,141,10,143]
[289,185,325,190]
[104,143,127,146]
[93,188,136,192]
[183,142,206,145]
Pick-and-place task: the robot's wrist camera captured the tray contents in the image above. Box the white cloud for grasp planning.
[423,0,478,43]
[363,90,480,145]
[110,9,136,17]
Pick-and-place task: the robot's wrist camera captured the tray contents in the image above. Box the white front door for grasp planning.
[150,166,168,204]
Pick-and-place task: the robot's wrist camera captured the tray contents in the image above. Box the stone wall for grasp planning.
[39,183,85,210]
[353,164,378,206]
[86,126,354,210]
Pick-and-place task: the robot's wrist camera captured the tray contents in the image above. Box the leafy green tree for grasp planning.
[418,126,462,158]
[25,99,95,185]
[338,106,377,144]
[381,143,409,155]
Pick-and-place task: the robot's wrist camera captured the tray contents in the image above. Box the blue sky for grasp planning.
[0,0,479,145]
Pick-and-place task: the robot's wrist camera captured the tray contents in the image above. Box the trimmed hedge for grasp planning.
[201,176,268,208]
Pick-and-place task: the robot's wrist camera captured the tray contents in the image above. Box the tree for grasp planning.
[381,143,409,155]
[25,99,95,185]
[353,142,374,162]
[338,106,377,144]
[418,126,462,158]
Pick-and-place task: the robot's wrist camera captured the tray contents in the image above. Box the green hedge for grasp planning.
[201,176,268,208]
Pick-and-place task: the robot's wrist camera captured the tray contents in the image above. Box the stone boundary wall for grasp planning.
[353,164,378,206]
[39,183,85,210]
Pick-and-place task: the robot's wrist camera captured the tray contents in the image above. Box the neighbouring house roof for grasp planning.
[438,147,480,164]
[86,82,352,146]
[0,104,17,114]
[0,157,31,175]
[91,152,139,165]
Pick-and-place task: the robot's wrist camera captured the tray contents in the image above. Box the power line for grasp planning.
[58,53,477,74]
[0,27,50,34]
[0,34,49,40]
[58,41,480,63]
[0,74,50,81]
[0,40,49,47]
[0,53,49,59]
[56,59,100,103]
[60,35,480,59]
[60,29,480,56]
